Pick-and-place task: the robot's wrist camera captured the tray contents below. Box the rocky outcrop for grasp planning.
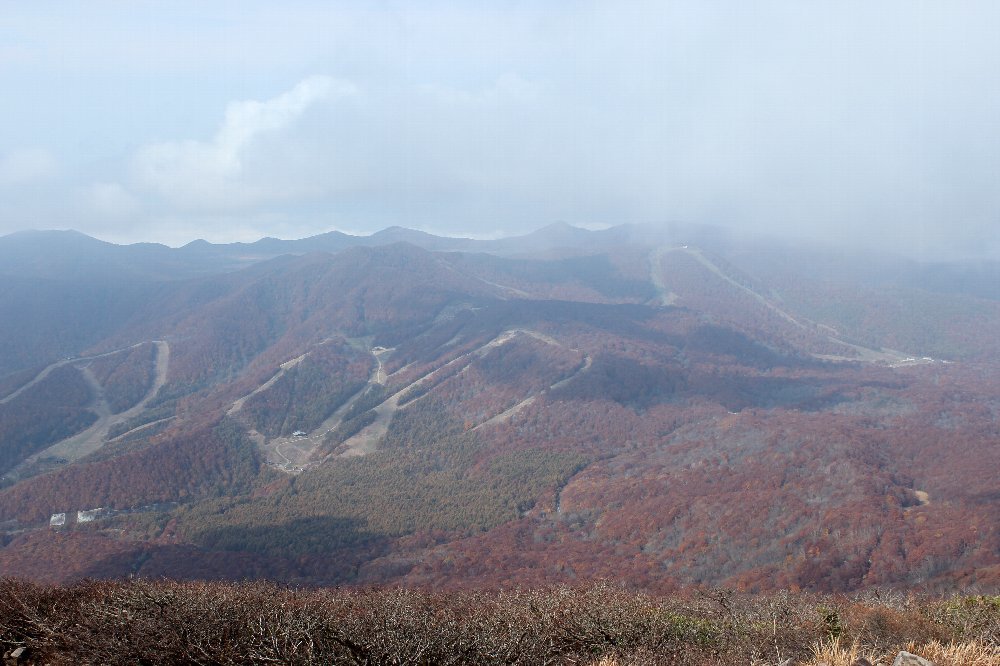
[892,652,934,666]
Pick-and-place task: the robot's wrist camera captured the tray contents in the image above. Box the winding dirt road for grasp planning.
[227,352,307,417]
[247,346,393,472]
[472,335,591,431]
[334,329,591,453]
[651,245,927,366]
[238,329,594,473]
[13,341,170,472]
[0,342,153,405]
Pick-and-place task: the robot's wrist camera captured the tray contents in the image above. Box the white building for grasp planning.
[77,508,107,523]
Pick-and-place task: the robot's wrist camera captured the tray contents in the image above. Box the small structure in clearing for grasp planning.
[77,508,108,523]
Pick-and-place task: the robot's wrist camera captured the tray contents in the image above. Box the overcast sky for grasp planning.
[1,1,998,258]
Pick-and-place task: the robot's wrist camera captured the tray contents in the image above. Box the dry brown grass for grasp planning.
[807,635,882,665]
[905,639,1000,666]
[804,636,1000,666]
[0,579,996,665]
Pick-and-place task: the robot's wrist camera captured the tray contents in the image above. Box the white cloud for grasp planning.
[132,76,356,209]
[2,3,999,258]
[0,148,56,185]
[82,182,139,219]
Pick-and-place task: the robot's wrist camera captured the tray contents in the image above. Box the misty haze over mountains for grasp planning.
[3,221,999,296]
[3,3,1000,259]
[0,223,998,592]
[1,2,999,627]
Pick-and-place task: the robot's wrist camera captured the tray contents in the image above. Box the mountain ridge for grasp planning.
[4,223,998,302]
[0,224,998,593]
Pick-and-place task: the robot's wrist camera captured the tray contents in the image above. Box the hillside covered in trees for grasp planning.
[0,225,998,594]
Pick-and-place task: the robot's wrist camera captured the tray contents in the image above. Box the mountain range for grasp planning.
[0,223,997,592]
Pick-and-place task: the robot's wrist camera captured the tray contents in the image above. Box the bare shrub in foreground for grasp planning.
[0,578,996,665]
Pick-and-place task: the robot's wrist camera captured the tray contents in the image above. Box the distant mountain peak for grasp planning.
[534,221,588,235]
[540,221,579,230]
[3,228,106,243]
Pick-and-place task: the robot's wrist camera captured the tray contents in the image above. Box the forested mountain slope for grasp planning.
[0,225,997,593]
